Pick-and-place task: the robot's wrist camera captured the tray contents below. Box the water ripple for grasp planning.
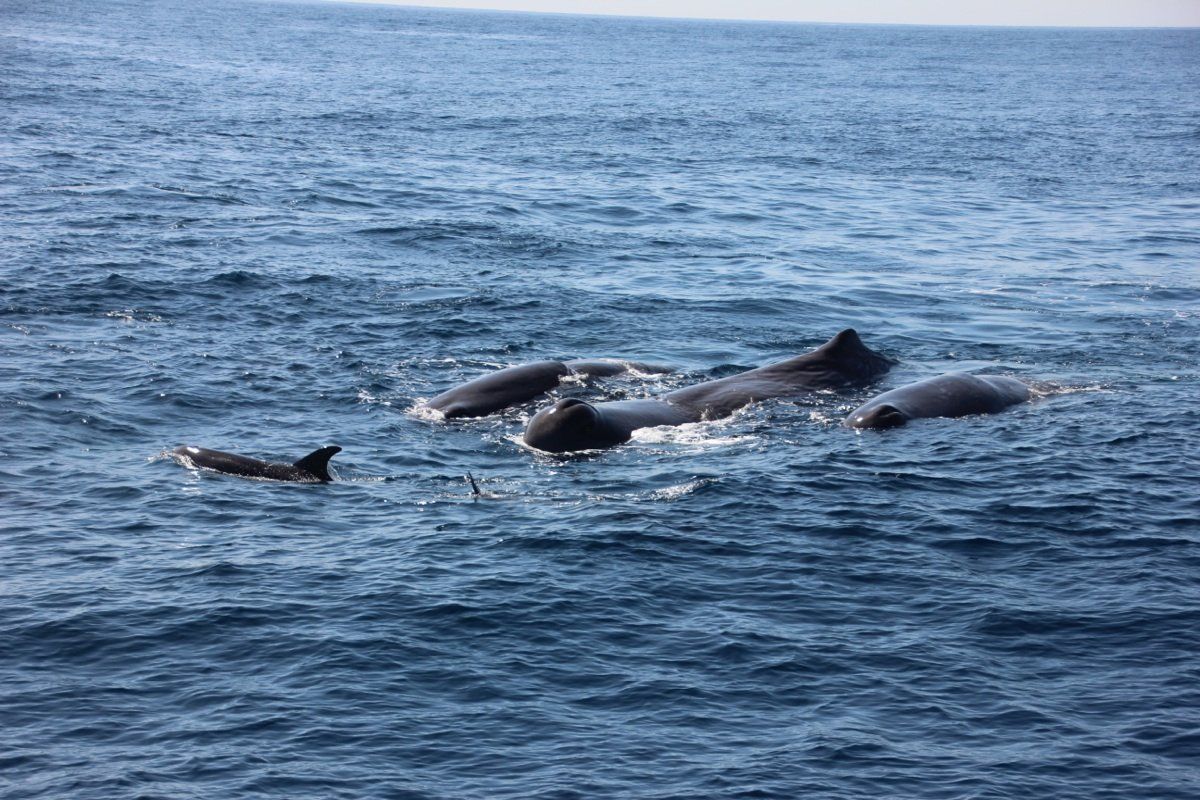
[1,2,1198,799]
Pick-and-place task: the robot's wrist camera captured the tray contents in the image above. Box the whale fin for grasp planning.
[293,446,342,482]
[820,328,897,375]
[826,328,865,351]
[822,329,886,359]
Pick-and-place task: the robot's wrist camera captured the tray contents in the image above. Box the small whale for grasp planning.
[844,373,1031,429]
[173,445,341,483]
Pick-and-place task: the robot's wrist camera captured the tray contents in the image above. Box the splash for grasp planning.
[357,388,393,407]
[406,400,446,421]
[630,419,756,449]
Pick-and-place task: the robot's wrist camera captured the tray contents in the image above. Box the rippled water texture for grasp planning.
[2,1,1199,797]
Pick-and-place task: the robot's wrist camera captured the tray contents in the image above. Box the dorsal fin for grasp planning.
[822,328,866,354]
[819,328,897,373]
[293,446,341,482]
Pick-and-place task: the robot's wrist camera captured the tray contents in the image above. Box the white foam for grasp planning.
[406,401,446,421]
[621,366,676,383]
[104,309,163,324]
[357,388,392,407]
[1030,382,1113,398]
[645,478,717,501]
[170,451,196,469]
[630,420,755,449]
[806,408,844,426]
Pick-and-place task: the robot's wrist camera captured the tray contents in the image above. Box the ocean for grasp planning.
[2,0,1198,797]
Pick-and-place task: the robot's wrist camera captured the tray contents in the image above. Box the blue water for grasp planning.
[3,0,1199,796]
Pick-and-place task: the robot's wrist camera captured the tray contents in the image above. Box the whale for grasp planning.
[843,373,1030,430]
[523,329,893,453]
[426,358,668,419]
[173,445,341,482]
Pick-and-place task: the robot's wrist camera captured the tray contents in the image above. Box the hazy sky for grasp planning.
[344,0,1200,27]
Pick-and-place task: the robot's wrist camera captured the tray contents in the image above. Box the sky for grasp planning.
[342,0,1200,27]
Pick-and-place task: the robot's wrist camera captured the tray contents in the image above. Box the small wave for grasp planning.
[1129,233,1200,245]
[620,365,676,381]
[377,286,476,305]
[150,183,250,205]
[353,219,571,256]
[298,191,379,209]
[1135,129,1200,142]
[1030,382,1113,397]
[356,388,393,407]
[643,477,719,502]
[203,270,270,288]
[369,28,541,42]
[331,474,393,484]
[929,536,1037,556]
[104,309,164,324]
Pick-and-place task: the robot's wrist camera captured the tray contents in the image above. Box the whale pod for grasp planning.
[524,329,894,453]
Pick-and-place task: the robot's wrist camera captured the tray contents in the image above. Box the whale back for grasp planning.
[428,360,569,418]
[664,328,894,417]
[978,375,1032,405]
[175,445,267,475]
[770,328,896,386]
[844,373,1031,429]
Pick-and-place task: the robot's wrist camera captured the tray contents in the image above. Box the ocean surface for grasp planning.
[2,1,1199,797]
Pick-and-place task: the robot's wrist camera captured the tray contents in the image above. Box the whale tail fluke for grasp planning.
[293,446,342,482]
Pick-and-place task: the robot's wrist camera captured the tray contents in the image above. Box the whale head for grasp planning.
[845,403,908,430]
[523,398,613,453]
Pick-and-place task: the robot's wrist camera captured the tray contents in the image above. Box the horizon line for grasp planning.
[315,0,1200,30]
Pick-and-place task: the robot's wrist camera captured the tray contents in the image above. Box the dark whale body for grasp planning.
[426,359,667,419]
[844,373,1030,430]
[524,329,893,453]
[173,445,341,482]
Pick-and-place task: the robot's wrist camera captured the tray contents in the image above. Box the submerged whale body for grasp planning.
[426,359,668,419]
[844,373,1030,429]
[524,329,893,453]
[173,445,341,482]
[427,361,568,419]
